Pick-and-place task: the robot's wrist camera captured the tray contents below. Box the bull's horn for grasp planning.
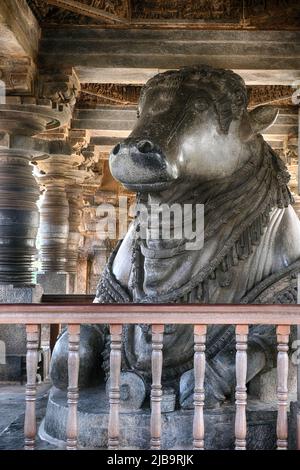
[239,105,279,141]
[248,105,279,134]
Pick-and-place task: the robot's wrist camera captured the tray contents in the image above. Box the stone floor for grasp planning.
[0,382,296,450]
[0,383,57,450]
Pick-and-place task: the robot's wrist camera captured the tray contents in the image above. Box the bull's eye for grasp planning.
[194,99,209,111]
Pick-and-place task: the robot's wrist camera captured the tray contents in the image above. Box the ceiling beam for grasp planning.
[46,0,129,25]
[40,28,300,86]
[0,0,40,58]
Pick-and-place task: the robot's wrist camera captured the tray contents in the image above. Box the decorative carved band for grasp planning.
[78,84,295,109]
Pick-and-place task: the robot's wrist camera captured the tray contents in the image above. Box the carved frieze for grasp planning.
[0,56,36,95]
[247,86,294,108]
[27,0,300,28]
[78,84,296,109]
[131,0,240,20]
[27,0,129,24]
[79,83,141,107]
[38,67,80,106]
[37,67,80,137]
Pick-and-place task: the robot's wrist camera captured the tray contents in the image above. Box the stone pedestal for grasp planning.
[37,272,69,295]
[41,386,278,449]
[36,272,70,357]
[0,284,43,382]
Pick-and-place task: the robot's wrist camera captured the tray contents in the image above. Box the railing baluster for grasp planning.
[24,324,39,450]
[108,324,122,450]
[235,324,248,450]
[276,325,290,450]
[193,325,207,450]
[151,324,164,450]
[66,324,80,450]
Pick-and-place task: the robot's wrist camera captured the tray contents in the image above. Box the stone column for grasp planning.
[39,181,70,273]
[0,98,69,382]
[36,149,88,294]
[81,200,115,295]
[0,101,69,285]
[66,185,84,293]
[0,148,40,285]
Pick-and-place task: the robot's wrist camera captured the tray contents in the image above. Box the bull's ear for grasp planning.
[249,105,279,134]
[239,105,279,141]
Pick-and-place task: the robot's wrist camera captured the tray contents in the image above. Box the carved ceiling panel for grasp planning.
[247,85,294,107]
[131,0,240,20]
[77,83,295,108]
[27,0,300,28]
[79,83,141,106]
[27,0,129,25]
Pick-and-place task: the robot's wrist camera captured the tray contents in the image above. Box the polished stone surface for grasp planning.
[0,383,298,450]
[43,385,279,450]
[0,383,56,450]
[37,272,69,295]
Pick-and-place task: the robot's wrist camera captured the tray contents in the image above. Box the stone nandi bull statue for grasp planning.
[51,65,300,409]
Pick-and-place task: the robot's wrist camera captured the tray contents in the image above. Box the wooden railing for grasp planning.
[1,303,300,450]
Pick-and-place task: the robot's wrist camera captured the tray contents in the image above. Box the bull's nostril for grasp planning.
[137,140,154,154]
[112,143,121,155]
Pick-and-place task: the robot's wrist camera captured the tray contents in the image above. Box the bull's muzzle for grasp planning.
[109,139,178,191]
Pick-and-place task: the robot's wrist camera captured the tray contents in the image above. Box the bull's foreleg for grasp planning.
[179,343,268,409]
[50,324,106,390]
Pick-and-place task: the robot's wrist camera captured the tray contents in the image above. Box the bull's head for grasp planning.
[110,66,278,192]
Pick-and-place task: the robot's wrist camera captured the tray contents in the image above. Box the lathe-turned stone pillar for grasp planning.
[0,148,40,285]
[36,149,89,293]
[0,100,69,285]
[0,99,69,381]
[66,185,84,293]
[38,181,70,273]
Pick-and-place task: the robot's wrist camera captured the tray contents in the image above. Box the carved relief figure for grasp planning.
[51,65,300,408]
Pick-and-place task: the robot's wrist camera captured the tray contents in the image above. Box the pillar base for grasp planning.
[41,386,278,449]
[0,284,43,382]
[37,272,70,295]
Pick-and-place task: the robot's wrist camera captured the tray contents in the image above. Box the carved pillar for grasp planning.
[36,151,85,274]
[65,186,84,293]
[66,187,83,272]
[38,180,70,272]
[0,99,68,381]
[0,100,68,285]
[36,148,91,294]
[72,153,104,294]
[0,148,39,285]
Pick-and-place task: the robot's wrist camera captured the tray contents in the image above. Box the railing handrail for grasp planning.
[0,303,300,324]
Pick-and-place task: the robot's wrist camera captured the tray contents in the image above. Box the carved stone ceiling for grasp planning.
[78,83,294,108]
[27,0,300,29]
